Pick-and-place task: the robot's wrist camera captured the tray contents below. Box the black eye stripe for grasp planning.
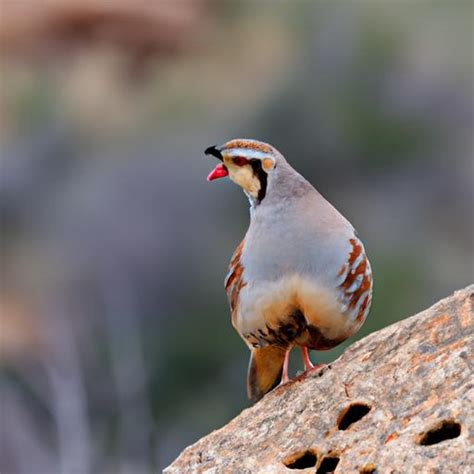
[249,159,267,204]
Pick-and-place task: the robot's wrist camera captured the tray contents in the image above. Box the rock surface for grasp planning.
[166,286,473,473]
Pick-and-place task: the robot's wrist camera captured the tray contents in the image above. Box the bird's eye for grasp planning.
[233,156,248,166]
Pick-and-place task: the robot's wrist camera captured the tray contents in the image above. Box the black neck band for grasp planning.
[250,159,268,205]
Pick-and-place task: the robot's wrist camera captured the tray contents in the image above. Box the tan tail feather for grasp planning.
[247,346,286,403]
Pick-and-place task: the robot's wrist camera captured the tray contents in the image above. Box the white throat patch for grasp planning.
[225,161,261,199]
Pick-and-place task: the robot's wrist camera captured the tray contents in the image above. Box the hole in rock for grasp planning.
[283,449,318,469]
[418,420,461,445]
[316,455,340,473]
[337,402,371,430]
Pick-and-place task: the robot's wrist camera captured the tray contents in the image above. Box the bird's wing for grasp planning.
[224,239,246,326]
[336,235,373,325]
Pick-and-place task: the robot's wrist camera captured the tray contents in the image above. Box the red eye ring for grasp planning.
[233,156,248,166]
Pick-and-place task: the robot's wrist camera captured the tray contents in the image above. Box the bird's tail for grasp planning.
[247,345,286,403]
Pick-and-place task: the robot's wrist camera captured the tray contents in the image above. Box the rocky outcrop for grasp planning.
[166,286,473,473]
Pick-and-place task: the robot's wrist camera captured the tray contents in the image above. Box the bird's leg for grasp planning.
[300,346,314,371]
[300,346,326,373]
[280,348,291,384]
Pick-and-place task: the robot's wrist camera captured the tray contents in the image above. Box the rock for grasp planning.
[165,286,473,473]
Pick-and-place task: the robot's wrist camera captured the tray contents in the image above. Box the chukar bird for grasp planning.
[206,139,373,402]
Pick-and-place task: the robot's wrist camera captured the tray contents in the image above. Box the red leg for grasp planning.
[300,346,326,373]
[300,346,314,371]
[280,348,291,384]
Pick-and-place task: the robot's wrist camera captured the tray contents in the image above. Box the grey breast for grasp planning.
[242,185,354,288]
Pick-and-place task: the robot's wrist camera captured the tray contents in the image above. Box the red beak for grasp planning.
[207,163,228,181]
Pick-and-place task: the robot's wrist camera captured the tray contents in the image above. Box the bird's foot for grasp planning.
[295,363,329,380]
[304,363,327,374]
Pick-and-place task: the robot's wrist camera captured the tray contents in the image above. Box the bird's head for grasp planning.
[205,139,281,204]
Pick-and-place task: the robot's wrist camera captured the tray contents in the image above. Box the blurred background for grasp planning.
[0,1,472,472]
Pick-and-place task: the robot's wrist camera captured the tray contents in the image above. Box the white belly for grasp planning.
[234,274,359,349]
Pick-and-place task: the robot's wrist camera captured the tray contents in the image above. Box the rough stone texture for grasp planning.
[166,286,474,473]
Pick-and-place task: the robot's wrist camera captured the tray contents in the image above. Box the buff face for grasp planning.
[205,139,276,202]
